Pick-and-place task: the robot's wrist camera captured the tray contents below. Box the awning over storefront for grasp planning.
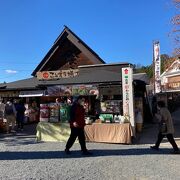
[19,90,45,97]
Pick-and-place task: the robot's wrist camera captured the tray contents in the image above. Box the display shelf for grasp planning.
[100,100,122,114]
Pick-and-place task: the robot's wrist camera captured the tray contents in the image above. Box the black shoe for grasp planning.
[150,146,159,151]
[171,150,180,154]
[65,149,71,155]
[82,151,92,155]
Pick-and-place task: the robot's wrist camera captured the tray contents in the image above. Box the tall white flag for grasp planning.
[153,41,161,93]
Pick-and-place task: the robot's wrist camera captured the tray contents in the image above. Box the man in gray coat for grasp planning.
[150,101,179,154]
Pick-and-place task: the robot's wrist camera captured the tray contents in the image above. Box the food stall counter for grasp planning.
[36,122,71,142]
[84,123,133,144]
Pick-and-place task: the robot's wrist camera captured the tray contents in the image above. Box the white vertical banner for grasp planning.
[153,41,161,93]
[122,67,135,132]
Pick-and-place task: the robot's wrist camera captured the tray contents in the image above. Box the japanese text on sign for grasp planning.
[36,69,79,80]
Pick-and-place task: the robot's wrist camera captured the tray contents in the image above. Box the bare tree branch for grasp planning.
[171,0,180,56]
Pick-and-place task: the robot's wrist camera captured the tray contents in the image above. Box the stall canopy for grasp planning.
[0,70,149,94]
[37,63,130,86]
[19,90,45,97]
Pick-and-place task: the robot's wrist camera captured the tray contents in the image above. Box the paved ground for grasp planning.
[136,109,180,147]
[0,137,180,180]
[0,112,180,180]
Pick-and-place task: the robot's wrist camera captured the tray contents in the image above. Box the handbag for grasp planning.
[159,122,167,133]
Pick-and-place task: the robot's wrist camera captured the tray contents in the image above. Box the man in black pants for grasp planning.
[65,96,91,155]
[150,101,179,154]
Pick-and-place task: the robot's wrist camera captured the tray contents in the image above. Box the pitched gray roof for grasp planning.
[133,73,149,84]
[38,69,121,86]
[0,77,39,90]
[0,71,149,91]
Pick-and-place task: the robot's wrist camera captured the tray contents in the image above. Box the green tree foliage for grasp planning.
[161,54,176,72]
[161,54,170,73]
[134,64,153,78]
[134,54,175,79]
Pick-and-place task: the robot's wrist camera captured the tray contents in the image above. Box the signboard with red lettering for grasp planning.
[36,69,79,80]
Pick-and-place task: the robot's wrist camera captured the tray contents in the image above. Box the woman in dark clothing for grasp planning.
[15,100,26,131]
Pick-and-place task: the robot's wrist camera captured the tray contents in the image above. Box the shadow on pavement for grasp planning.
[0,123,37,146]
[0,148,177,160]
[0,123,37,136]
[134,121,180,146]
[136,108,180,145]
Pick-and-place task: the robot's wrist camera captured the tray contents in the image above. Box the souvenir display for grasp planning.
[47,86,72,96]
[99,114,113,123]
[113,114,121,123]
[85,117,93,125]
[24,102,39,123]
[39,104,49,122]
[60,104,71,122]
[49,103,60,122]
[100,100,121,113]
[94,119,102,123]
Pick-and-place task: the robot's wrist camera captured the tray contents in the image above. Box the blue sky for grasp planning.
[0,0,177,83]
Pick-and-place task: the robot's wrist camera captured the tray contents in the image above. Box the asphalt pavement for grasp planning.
[0,114,180,180]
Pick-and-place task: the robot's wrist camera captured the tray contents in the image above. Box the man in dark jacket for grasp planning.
[15,100,26,131]
[65,96,91,155]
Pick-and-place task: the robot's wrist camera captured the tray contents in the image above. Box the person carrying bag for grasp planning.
[159,121,167,134]
[150,101,179,154]
[158,110,167,134]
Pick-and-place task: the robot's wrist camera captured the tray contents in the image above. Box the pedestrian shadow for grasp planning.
[0,135,37,146]
[134,122,180,145]
[0,148,176,160]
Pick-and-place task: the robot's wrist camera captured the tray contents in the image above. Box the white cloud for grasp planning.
[5,70,18,74]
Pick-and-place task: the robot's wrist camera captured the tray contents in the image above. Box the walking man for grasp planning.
[150,101,180,154]
[65,96,91,155]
